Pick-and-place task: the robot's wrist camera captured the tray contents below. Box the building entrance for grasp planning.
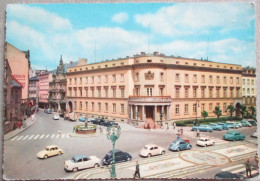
[145,106,154,119]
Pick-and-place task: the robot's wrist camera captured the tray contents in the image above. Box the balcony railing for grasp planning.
[128,96,172,103]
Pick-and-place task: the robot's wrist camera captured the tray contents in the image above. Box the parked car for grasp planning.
[59,111,67,118]
[248,119,257,126]
[91,119,101,125]
[208,123,223,131]
[214,171,244,179]
[102,149,132,165]
[110,121,119,127]
[37,145,63,159]
[191,125,213,132]
[79,116,86,122]
[223,131,245,141]
[169,139,192,152]
[240,120,252,127]
[233,122,242,128]
[99,119,106,125]
[197,137,215,147]
[217,123,230,130]
[102,120,112,127]
[225,122,239,129]
[251,130,258,138]
[64,155,101,172]
[53,114,60,120]
[139,144,166,157]
[33,107,39,112]
[46,109,52,114]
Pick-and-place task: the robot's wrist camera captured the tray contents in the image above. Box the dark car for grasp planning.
[214,171,244,179]
[46,109,52,114]
[102,120,113,127]
[99,119,106,125]
[91,119,101,125]
[102,149,132,165]
[110,121,119,127]
[59,112,68,118]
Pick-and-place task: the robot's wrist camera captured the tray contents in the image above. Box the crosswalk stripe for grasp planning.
[51,134,55,139]
[16,136,24,140]
[61,134,65,138]
[28,135,34,140]
[45,134,49,139]
[39,135,45,139]
[34,135,40,139]
[231,167,246,174]
[222,164,244,171]
[22,135,29,140]
[10,136,19,141]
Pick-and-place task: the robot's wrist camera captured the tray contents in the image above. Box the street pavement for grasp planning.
[3,110,259,180]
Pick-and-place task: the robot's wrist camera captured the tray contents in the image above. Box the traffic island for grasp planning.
[75,124,97,134]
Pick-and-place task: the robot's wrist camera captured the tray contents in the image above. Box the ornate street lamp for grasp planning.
[106,125,121,178]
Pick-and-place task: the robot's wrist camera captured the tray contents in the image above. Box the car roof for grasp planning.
[145,144,158,147]
[215,171,241,179]
[227,131,239,134]
[46,145,58,149]
[109,149,122,154]
[199,137,209,140]
[73,155,89,161]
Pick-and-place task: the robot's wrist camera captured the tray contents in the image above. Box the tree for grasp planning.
[238,104,248,118]
[213,106,222,121]
[249,106,256,116]
[201,110,208,122]
[227,105,235,120]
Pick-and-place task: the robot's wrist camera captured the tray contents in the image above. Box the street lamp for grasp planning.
[195,100,200,126]
[106,125,121,178]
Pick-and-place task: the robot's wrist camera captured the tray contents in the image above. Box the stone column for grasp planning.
[142,105,145,121]
[161,106,164,122]
[130,105,133,120]
[167,105,170,121]
[154,106,157,122]
[135,105,138,120]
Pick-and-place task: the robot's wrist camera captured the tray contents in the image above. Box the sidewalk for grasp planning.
[4,116,36,141]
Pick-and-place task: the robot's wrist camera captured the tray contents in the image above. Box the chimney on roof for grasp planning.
[141,52,145,56]
[154,51,159,56]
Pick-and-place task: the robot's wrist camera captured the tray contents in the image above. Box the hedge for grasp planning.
[175,116,242,126]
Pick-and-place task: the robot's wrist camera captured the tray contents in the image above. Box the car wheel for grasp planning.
[147,153,152,157]
[177,147,180,152]
[44,155,48,159]
[94,163,99,168]
[161,151,165,155]
[73,167,78,172]
[58,151,62,155]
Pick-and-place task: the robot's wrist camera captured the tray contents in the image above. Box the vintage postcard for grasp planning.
[3,2,258,180]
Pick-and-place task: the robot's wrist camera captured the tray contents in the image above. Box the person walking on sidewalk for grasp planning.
[173,122,176,130]
[245,159,252,178]
[180,127,183,135]
[134,160,140,179]
[197,129,200,137]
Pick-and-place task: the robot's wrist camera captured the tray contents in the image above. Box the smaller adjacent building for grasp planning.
[28,75,39,112]
[38,72,52,109]
[242,67,256,109]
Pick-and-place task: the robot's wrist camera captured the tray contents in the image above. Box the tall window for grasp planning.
[91,89,94,97]
[74,101,77,110]
[79,101,82,110]
[185,88,189,98]
[135,88,140,96]
[85,102,88,110]
[85,88,88,97]
[216,88,220,98]
[201,103,205,111]
[243,79,245,85]
[243,88,245,95]
[236,77,239,84]
[224,88,227,98]
[98,103,101,111]
[247,79,250,85]
[75,88,77,97]
[160,87,164,96]
[223,103,227,113]
[193,104,197,114]
[105,75,108,83]
[201,89,205,98]
[236,89,240,98]
[230,89,234,98]
[176,88,180,98]
[121,104,124,113]
[230,77,233,84]
[105,89,108,97]
[247,88,250,94]
[175,73,180,82]
[74,78,77,85]
[201,75,205,83]
[193,88,197,98]
[217,76,220,84]
[80,88,82,97]
[92,102,94,111]
[185,74,189,83]
[113,103,116,113]
[113,88,116,98]
[224,76,227,84]
[120,74,124,82]
[113,75,116,82]
[80,78,82,84]
[209,76,213,84]
[121,88,125,98]
[175,105,180,115]
[91,76,94,84]
[160,72,164,81]
[98,89,101,97]
[252,88,254,94]
[209,88,213,98]
[105,103,108,112]
[251,79,254,85]
[185,104,189,114]
[193,75,197,83]
[136,73,139,81]
[147,88,153,96]
[98,76,101,83]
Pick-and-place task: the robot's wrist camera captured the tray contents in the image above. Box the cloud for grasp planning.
[111,12,128,23]
[135,3,254,37]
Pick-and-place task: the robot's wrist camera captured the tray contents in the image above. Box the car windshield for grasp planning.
[72,157,77,162]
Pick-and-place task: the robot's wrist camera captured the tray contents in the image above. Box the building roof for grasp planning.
[29,75,39,81]
[49,61,78,74]
[11,78,22,88]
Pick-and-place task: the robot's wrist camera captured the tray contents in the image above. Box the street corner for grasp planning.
[179,150,230,166]
[212,145,257,159]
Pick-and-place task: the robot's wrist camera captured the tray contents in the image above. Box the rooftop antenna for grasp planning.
[148,24,150,54]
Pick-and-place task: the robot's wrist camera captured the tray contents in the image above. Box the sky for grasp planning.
[6,3,255,70]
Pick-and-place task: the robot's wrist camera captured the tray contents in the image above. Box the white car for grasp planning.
[53,114,60,120]
[139,144,165,157]
[197,137,215,147]
[64,155,101,172]
[37,145,64,159]
[251,130,258,138]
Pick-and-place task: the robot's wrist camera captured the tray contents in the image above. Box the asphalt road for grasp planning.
[3,110,257,180]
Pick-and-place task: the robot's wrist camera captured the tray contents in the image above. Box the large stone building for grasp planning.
[66,52,243,126]
[49,56,66,112]
[28,75,39,111]
[38,72,52,109]
[242,67,256,108]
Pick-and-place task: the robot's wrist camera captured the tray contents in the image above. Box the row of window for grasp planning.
[243,97,256,105]
[74,101,125,114]
[242,88,255,95]
[242,79,255,86]
[69,74,125,85]
[70,62,125,72]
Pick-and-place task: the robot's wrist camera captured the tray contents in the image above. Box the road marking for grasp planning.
[28,135,34,140]
[51,134,55,139]
[221,164,244,171]
[39,134,45,139]
[22,135,29,140]
[16,136,24,140]
[61,134,65,138]
[10,136,19,141]
[34,135,40,139]
[45,134,49,139]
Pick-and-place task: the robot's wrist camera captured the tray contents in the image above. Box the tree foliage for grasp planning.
[227,105,235,119]
[213,106,222,120]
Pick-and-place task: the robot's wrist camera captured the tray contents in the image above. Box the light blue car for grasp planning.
[209,123,223,131]
[169,139,192,152]
[191,125,213,132]
[217,123,230,130]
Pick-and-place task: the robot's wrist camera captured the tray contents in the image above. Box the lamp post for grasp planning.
[106,126,121,178]
[195,100,200,126]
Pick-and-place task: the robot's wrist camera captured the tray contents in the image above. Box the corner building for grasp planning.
[66,52,242,125]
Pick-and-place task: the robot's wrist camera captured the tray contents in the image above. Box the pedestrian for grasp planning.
[173,123,176,130]
[147,124,150,130]
[255,153,259,167]
[18,121,21,129]
[245,159,252,178]
[197,129,200,137]
[180,127,183,135]
[58,130,61,137]
[134,160,140,179]
[73,127,75,132]
[99,126,103,133]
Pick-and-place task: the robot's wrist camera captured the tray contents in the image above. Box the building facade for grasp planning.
[242,67,256,108]
[66,52,243,125]
[28,75,39,111]
[38,72,52,109]
[49,56,67,112]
